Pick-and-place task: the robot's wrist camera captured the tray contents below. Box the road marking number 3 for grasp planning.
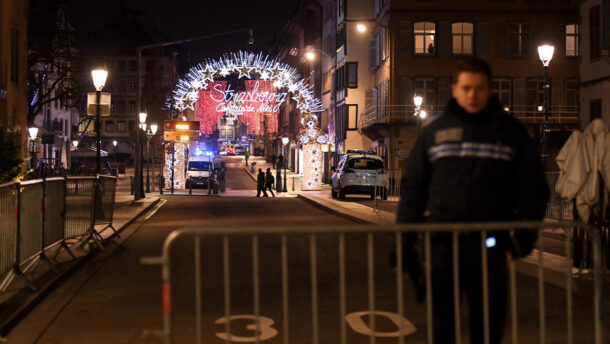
[216,311,415,342]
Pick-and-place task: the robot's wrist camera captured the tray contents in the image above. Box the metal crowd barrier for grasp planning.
[95,175,118,237]
[142,221,607,344]
[0,176,117,292]
[545,172,572,220]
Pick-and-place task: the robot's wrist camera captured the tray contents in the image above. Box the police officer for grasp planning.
[397,58,549,344]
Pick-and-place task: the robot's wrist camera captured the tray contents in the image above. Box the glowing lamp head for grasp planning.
[413,95,423,108]
[282,137,289,145]
[141,123,147,132]
[150,123,158,135]
[91,69,108,91]
[356,23,367,33]
[28,127,38,140]
[420,110,427,119]
[537,44,554,67]
[305,51,316,61]
[139,112,147,124]
[112,140,118,147]
[72,140,79,148]
[485,237,497,248]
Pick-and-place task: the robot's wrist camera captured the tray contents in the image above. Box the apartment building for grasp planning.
[363,0,579,171]
[0,0,29,162]
[578,0,610,126]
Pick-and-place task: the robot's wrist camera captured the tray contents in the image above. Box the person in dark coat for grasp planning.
[397,58,549,344]
[256,169,267,197]
[265,168,275,197]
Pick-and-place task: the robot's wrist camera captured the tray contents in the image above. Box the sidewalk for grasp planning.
[243,155,604,293]
[0,168,159,337]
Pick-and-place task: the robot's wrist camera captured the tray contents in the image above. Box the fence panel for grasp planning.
[142,221,607,344]
[0,182,19,278]
[95,175,117,225]
[546,172,572,220]
[18,180,44,264]
[64,177,96,240]
[385,168,403,202]
[44,178,66,248]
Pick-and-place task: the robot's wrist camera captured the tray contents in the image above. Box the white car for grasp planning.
[331,150,388,200]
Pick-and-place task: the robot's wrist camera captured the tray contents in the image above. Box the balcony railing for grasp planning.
[361,104,580,129]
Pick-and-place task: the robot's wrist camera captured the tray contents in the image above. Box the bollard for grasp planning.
[251,162,257,173]
[189,176,193,195]
[276,168,282,192]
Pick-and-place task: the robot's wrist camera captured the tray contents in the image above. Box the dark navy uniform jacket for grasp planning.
[397,97,549,257]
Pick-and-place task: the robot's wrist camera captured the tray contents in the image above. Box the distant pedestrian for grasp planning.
[256,169,267,197]
[277,154,284,169]
[245,148,250,166]
[271,154,277,169]
[265,168,275,197]
[397,58,549,344]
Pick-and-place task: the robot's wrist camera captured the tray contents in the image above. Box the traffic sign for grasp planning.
[164,120,200,131]
[164,131,200,141]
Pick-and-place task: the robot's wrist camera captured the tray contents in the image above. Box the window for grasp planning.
[336,64,346,90]
[227,129,234,138]
[128,80,137,91]
[105,120,115,132]
[590,99,602,120]
[492,79,512,107]
[452,22,474,55]
[116,100,126,113]
[128,59,137,72]
[564,79,578,109]
[346,62,358,88]
[526,78,545,109]
[221,129,226,138]
[347,104,358,130]
[590,6,601,60]
[565,24,579,57]
[128,100,136,113]
[117,120,126,132]
[414,22,436,55]
[10,28,19,82]
[507,22,530,56]
[323,70,333,93]
[414,78,436,105]
[369,38,378,69]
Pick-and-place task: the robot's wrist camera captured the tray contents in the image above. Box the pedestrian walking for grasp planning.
[256,169,268,197]
[245,148,250,166]
[271,154,277,169]
[397,58,549,344]
[277,154,284,169]
[265,168,275,197]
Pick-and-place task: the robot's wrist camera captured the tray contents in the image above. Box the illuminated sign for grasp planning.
[209,81,287,115]
[164,131,200,141]
[164,120,200,131]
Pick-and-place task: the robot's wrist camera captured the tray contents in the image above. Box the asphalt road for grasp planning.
[6,162,607,343]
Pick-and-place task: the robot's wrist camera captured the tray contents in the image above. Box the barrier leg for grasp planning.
[51,240,77,261]
[0,266,36,292]
[98,223,119,238]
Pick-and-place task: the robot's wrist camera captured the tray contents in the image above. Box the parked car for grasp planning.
[331,150,388,200]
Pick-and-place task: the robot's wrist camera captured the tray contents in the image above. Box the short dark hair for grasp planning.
[452,58,492,85]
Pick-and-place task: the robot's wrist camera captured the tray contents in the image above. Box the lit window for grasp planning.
[414,22,436,55]
[565,24,579,57]
[452,22,474,55]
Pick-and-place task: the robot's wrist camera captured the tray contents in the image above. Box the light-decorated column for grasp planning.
[164,141,188,190]
[298,111,329,191]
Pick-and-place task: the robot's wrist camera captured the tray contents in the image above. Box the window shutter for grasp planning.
[399,21,412,56]
[365,89,373,110]
[476,22,489,57]
[551,79,563,107]
[437,77,451,106]
[369,38,377,70]
[400,77,412,105]
[439,21,451,56]
[513,78,526,108]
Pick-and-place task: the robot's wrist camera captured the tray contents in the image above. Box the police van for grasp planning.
[331,149,388,200]
[185,151,214,189]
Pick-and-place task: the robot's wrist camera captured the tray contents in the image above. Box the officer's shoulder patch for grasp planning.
[434,127,463,144]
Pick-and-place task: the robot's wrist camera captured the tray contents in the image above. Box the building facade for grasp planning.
[0,0,29,162]
[578,0,610,126]
[363,0,579,171]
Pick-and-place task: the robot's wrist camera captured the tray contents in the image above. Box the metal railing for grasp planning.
[361,104,579,129]
[142,221,606,344]
[545,172,572,220]
[0,175,117,292]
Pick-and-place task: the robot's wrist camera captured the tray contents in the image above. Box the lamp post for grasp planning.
[282,137,289,192]
[112,140,118,174]
[145,123,158,193]
[137,111,147,197]
[28,127,38,172]
[538,44,554,171]
[413,95,423,136]
[91,68,108,174]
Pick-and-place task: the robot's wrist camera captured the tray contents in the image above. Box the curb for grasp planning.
[0,197,161,337]
[296,194,370,224]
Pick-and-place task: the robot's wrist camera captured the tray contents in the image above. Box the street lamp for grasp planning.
[356,23,367,33]
[28,127,38,171]
[137,111,146,197]
[112,140,118,173]
[91,68,108,174]
[538,44,554,171]
[282,137,289,192]
[145,123,158,193]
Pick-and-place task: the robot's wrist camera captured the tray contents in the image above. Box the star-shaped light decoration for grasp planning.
[260,70,270,80]
[273,80,283,88]
[237,64,252,79]
[220,68,230,77]
[199,65,216,84]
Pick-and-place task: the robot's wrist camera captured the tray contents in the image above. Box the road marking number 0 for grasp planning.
[215,311,416,342]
